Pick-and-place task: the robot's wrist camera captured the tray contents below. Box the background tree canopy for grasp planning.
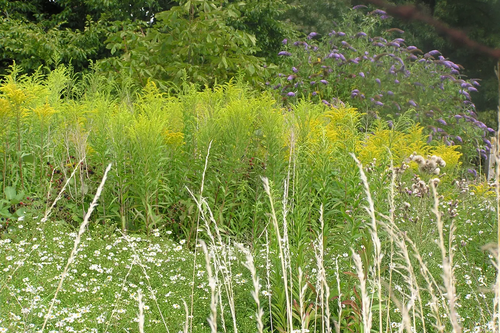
[0,0,499,118]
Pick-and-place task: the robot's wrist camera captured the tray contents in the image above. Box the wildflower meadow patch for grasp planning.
[1,6,500,331]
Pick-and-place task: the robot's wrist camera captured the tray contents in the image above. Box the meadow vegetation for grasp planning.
[0,5,499,333]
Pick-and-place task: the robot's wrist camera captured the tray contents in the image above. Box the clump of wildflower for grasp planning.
[411,175,430,197]
[410,153,446,175]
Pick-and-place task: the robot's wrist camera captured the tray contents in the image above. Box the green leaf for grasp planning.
[4,186,16,201]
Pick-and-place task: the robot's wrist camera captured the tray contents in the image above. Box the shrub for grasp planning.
[268,7,491,168]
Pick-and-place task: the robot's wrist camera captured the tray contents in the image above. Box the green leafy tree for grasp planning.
[100,0,270,88]
[0,0,177,74]
[283,0,352,36]
[226,0,294,62]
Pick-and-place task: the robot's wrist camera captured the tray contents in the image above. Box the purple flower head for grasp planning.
[370,9,387,16]
[337,32,346,36]
[278,51,292,56]
[437,118,447,126]
[450,69,460,75]
[351,89,359,98]
[373,42,385,47]
[427,134,433,144]
[341,41,349,47]
[310,81,316,85]
[359,72,365,78]
[394,79,400,84]
[460,82,471,88]
[459,90,471,100]
[475,121,487,129]
[356,32,368,38]
[407,46,418,51]
[292,67,298,73]
[352,4,368,10]
[455,136,463,143]
[273,84,281,90]
[287,92,296,97]
[471,80,481,87]
[387,42,400,47]
[339,54,346,61]
[282,39,288,45]
[408,100,417,107]
[349,58,359,64]
[487,127,496,133]
[322,100,331,106]
[394,57,405,66]
[312,91,317,96]
[374,101,384,106]
[387,120,393,129]
[428,50,441,56]
[287,75,295,81]
[329,30,336,36]
[375,78,381,85]
[320,80,328,85]
[468,87,478,93]
[454,115,463,120]
[307,32,318,39]
[408,54,418,60]
[468,169,478,177]
[387,90,394,96]
[484,138,492,147]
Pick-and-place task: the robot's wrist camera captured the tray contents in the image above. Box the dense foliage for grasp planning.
[269,8,492,167]
[0,69,497,332]
[0,1,499,332]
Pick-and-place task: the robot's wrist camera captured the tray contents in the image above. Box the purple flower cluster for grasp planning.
[270,7,490,165]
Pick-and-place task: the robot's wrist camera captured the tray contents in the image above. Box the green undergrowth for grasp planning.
[0,66,499,332]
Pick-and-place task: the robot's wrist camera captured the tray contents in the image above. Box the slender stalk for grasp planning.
[189,140,212,333]
[15,105,24,188]
[495,59,500,331]
[262,176,293,332]
[41,163,112,332]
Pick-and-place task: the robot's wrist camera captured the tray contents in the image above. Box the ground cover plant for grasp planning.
[0,61,499,332]
[1,4,500,333]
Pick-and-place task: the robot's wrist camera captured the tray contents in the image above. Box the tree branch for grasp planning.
[362,0,500,59]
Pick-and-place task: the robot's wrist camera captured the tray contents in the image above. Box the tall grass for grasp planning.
[0,66,498,332]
